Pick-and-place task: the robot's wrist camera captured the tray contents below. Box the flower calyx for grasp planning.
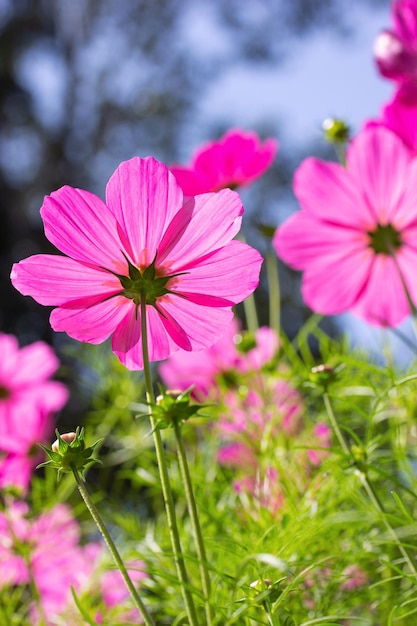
[115,253,186,311]
[306,363,344,392]
[322,118,350,144]
[37,427,103,480]
[134,388,213,430]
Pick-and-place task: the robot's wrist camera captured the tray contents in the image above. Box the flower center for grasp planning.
[367,223,402,255]
[0,385,10,400]
[117,254,183,308]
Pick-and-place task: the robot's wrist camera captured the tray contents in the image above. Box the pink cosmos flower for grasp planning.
[0,502,99,623]
[170,129,277,195]
[159,317,279,399]
[233,468,284,515]
[159,317,241,398]
[307,423,332,467]
[374,0,417,93]
[274,126,417,327]
[10,157,262,370]
[0,502,147,625]
[366,89,417,153]
[0,407,54,493]
[0,333,68,492]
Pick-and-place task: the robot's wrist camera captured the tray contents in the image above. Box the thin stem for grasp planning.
[237,232,259,332]
[173,419,213,625]
[266,247,280,335]
[72,467,154,626]
[392,253,417,343]
[323,392,417,578]
[243,292,259,333]
[140,299,200,626]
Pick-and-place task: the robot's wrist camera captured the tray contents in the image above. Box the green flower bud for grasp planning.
[322,118,350,144]
[308,363,340,391]
[133,388,213,430]
[37,427,103,480]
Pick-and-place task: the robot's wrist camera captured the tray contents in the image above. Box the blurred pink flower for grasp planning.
[0,407,54,493]
[217,441,258,468]
[340,564,368,591]
[170,129,277,195]
[274,126,417,327]
[366,89,417,153]
[0,502,148,624]
[307,423,332,466]
[159,317,241,398]
[0,502,98,623]
[234,468,284,515]
[159,317,279,399]
[374,0,417,92]
[0,333,68,492]
[11,157,262,370]
[94,560,147,624]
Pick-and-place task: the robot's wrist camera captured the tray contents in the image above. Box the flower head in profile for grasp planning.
[366,88,417,153]
[374,0,417,93]
[170,129,277,195]
[0,333,68,493]
[274,126,417,327]
[11,157,262,370]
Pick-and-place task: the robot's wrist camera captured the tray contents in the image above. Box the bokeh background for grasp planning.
[1,0,393,378]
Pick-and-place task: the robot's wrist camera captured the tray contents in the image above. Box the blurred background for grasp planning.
[1,0,392,366]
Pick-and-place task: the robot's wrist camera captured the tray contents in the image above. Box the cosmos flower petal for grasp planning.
[215,131,277,183]
[175,240,263,304]
[10,341,60,383]
[366,92,417,153]
[389,156,417,228]
[274,212,368,271]
[393,0,417,49]
[351,255,410,326]
[168,167,209,196]
[50,296,132,344]
[301,246,375,315]
[106,156,183,265]
[393,242,417,309]
[347,126,412,223]
[11,255,122,306]
[111,306,177,370]
[158,190,244,267]
[293,157,375,228]
[41,187,126,272]
[157,296,234,351]
[170,128,277,194]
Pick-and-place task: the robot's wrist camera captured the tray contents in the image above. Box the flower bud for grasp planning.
[52,432,77,453]
[308,364,339,391]
[139,388,212,430]
[37,427,102,480]
[373,29,417,80]
[322,118,350,144]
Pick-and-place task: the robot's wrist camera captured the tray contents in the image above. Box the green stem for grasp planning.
[237,232,259,332]
[27,559,47,626]
[392,253,417,343]
[323,392,417,578]
[173,419,213,625]
[72,467,154,626]
[243,292,259,333]
[266,247,280,335]
[140,299,200,626]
